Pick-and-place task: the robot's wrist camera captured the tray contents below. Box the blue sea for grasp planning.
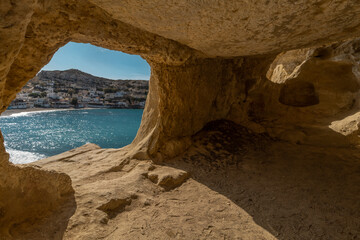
[0,109,143,164]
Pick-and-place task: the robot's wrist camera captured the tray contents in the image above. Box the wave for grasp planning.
[6,147,46,164]
[5,109,69,118]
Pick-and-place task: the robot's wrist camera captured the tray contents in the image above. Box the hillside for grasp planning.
[30,69,148,96]
[11,69,149,109]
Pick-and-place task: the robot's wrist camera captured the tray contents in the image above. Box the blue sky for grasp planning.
[42,42,150,80]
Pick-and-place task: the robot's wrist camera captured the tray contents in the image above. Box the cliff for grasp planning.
[1,1,360,239]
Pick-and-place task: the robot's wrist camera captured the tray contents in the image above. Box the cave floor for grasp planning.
[17,121,360,240]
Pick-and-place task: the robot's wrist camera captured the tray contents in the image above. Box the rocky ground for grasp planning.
[10,120,358,240]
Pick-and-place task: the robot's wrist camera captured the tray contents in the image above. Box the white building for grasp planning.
[139,101,146,107]
[116,101,128,107]
[47,92,59,99]
[57,92,70,98]
[105,93,115,99]
[34,98,50,107]
[9,100,27,109]
[92,97,100,103]
[115,91,126,98]
[46,87,54,93]
[89,91,98,97]
[27,102,35,108]
[82,96,91,102]
[16,93,29,100]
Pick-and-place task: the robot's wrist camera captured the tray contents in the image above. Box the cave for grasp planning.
[1,1,360,239]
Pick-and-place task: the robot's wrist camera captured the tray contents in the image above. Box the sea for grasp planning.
[0,109,143,164]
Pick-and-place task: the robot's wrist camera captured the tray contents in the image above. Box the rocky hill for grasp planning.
[28,69,148,97]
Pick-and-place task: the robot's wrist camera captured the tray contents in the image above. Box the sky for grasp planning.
[41,42,150,80]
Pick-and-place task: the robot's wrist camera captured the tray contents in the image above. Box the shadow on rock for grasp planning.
[166,120,360,240]
[0,165,77,240]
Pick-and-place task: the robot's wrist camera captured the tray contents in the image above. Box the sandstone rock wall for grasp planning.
[0,132,75,238]
[133,38,360,158]
[87,0,360,57]
[2,0,360,238]
[132,56,275,160]
[262,40,360,145]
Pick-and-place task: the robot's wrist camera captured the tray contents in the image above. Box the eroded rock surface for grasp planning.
[0,132,75,239]
[1,0,360,239]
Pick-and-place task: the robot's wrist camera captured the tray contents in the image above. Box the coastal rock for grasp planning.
[0,145,75,238]
[1,0,360,239]
[147,166,189,191]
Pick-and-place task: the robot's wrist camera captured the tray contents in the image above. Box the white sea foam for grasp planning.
[4,142,45,164]
[6,109,68,118]
[6,147,46,164]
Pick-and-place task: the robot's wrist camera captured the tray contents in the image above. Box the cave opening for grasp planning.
[0,42,150,164]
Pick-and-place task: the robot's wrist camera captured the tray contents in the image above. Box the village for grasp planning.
[8,69,148,110]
